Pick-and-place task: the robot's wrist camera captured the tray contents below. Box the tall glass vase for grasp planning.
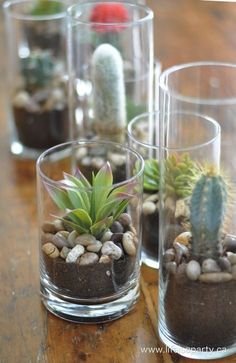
[159,62,236,359]
[67,1,154,143]
[4,0,69,159]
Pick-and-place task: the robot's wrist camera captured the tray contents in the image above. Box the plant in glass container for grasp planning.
[12,50,68,150]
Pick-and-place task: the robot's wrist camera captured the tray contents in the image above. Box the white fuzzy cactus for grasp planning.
[91,43,126,142]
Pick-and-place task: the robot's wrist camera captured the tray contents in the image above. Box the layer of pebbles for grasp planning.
[164,232,236,283]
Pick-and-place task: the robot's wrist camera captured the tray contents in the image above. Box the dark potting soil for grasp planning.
[24,26,63,56]
[79,163,126,184]
[164,275,236,349]
[42,254,135,299]
[13,106,68,149]
[142,209,159,259]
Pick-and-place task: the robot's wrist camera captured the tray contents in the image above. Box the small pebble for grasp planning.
[174,231,191,246]
[51,88,64,103]
[60,246,71,259]
[111,233,123,243]
[91,157,105,170]
[99,255,111,264]
[75,234,96,246]
[42,233,55,243]
[67,230,78,247]
[53,231,69,249]
[122,232,136,256]
[76,147,87,160]
[42,242,59,258]
[53,219,65,232]
[145,193,158,203]
[87,240,102,253]
[13,91,30,108]
[224,234,236,253]
[164,248,175,263]
[142,201,156,216]
[186,260,201,281]
[66,245,85,263]
[81,156,92,167]
[202,258,221,273]
[42,222,56,234]
[118,213,132,227]
[227,252,236,265]
[108,152,126,166]
[101,241,122,260]
[110,221,124,234]
[218,257,232,272]
[101,230,113,243]
[166,261,177,274]
[79,252,99,266]
[175,199,189,219]
[199,272,232,283]
[106,270,111,276]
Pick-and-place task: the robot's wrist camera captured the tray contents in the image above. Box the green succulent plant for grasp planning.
[143,159,159,192]
[31,0,64,16]
[21,50,55,91]
[45,162,135,239]
[164,153,201,199]
[190,167,228,260]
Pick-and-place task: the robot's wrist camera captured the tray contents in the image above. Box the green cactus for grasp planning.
[91,43,126,142]
[31,0,64,16]
[190,168,228,259]
[143,159,159,192]
[21,50,55,91]
[164,153,201,199]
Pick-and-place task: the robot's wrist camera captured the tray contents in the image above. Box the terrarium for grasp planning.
[4,0,68,158]
[37,140,144,322]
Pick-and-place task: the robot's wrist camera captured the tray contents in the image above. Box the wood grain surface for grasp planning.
[1,0,236,362]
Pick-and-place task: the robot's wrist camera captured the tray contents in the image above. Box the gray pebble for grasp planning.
[199,272,232,283]
[218,257,232,272]
[42,242,59,258]
[53,219,65,232]
[186,260,201,281]
[53,231,69,249]
[110,233,123,243]
[164,248,175,263]
[79,252,99,266]
[166,261,177,274]
[110,221,124,234]
[81,156,92,167]
[60,246,71,259]
[101,241,122,260]
[202,258,221,273]
[68,230,78,247]
[118,213,132,227]
[224,234,236,253]
[142,201,156,216]
[122,232,136,256]
[101,230,113,243]
[75,234,96,246]
[231,265,236,280]
[42,222,56,234]
[99,255,111,264]
[87,240,102,253]
[66,245,85,263]
[227,252,236,265]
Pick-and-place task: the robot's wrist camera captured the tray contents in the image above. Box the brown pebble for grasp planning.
[42,233,54,243]
[42,222,56,234]
[118,213,132,227]
[199,272,232,283]
[99,255,111,264]
[53,219,65,232]
[42,242,59,258]
[79,252,99,266]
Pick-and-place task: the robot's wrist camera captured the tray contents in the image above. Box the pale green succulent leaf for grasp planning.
[90,216,113,237]
[66,209,92,230]
[44,182,74,210]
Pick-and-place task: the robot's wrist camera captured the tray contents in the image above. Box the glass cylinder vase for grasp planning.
[67,1,154,143]
[4,0,69,159]
[37,140,144,323]
[159,62,236,359]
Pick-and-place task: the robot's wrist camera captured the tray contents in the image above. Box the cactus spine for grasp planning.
[190,169,228,259]
[91,43,126,142]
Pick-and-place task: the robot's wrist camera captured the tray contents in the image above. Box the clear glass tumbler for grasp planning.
[67,1,154,143]
[4,0,69,159]
[159,62,236,359]
[127,112,159,269]
[37,140,144,323]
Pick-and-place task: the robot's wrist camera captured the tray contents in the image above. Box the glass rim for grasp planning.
[159,61,236,105]
[36,139,145,189]
[128,111,221,152]
[67,1,153,28]
[3,0,67,21]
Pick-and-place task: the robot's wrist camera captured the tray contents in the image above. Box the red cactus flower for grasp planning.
[89,3,129,33]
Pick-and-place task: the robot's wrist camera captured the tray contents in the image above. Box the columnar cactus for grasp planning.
[21,50,54,91]
[91,43,126,142]
[190,169,228,259]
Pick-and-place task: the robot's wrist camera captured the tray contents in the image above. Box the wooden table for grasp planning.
[1,1,236,362]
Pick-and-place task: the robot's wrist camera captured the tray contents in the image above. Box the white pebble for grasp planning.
[101,241,122,260]
[199,272,232,283]
[142,201,156,216]
[99,255,111,264]
[186,260,201,281]
[66,245,85,263]
[76,147,88,160]
[202,258,221,273]
[227,252,236,265]
[13,91,30,107]
[122,232,136,256]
